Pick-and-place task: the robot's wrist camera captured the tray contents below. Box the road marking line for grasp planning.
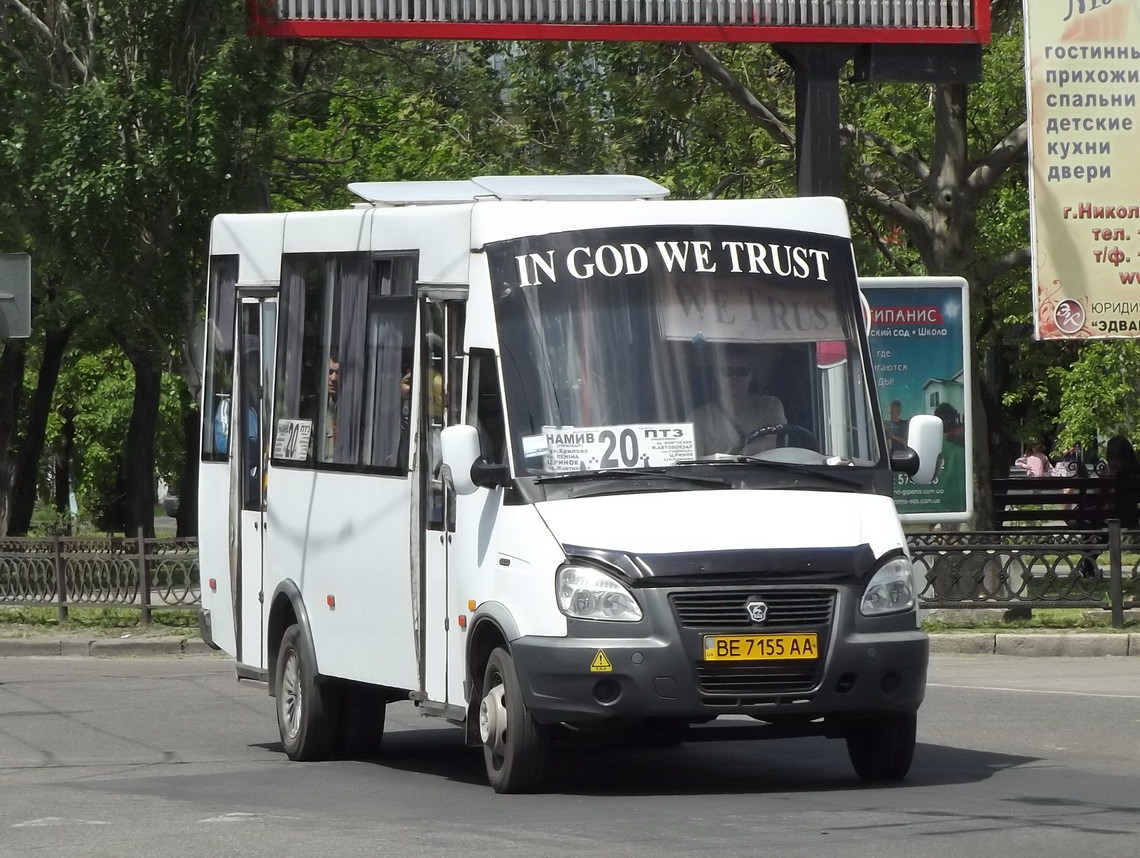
[928,682,1140,699]
[197,812,299,824]
[13,817,110,827]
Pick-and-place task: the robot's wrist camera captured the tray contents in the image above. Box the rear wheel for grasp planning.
[845,712,917,782]
[479,647,549,793]
[275,624,339,761]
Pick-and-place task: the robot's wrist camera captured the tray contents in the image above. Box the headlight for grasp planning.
[860,556,916,616]
[556,565,642,622]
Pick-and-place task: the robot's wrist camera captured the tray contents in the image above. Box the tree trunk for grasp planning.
[930,83,992,528]
[0,342,28,534]
[177,387,200,537]
[123,355,162,539]
[7,327,72,536]
[929,84,975,276]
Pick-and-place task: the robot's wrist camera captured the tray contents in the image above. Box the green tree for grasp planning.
[264,40,527,210]
[1048,342,1140,454]
[0,0,281,535]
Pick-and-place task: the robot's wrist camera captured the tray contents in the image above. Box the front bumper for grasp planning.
[509,584,927,725]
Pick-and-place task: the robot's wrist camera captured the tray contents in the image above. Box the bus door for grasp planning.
[232,286,277,669]
[419,290,465,706]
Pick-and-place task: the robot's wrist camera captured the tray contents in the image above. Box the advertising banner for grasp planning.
[861,277,973,523]
[1024,0,1140,339]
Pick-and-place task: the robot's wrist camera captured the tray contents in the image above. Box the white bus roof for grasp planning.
[347,175,671,206]
[469,197,854,245]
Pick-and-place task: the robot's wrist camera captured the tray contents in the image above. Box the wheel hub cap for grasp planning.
[281,652,302,739]
[479,683,507,754]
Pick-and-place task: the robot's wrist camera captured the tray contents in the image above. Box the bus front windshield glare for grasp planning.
[487,225,881,477]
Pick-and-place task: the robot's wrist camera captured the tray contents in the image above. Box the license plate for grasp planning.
[702,633,819,661]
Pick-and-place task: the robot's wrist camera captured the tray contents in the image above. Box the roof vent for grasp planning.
[347,175,669,206]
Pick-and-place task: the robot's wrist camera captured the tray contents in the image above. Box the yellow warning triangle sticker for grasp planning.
[590,650,613,672]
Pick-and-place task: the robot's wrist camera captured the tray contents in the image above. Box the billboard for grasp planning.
[1024,0,1140,339]
[247,0,990,43]
[861,277,973,524]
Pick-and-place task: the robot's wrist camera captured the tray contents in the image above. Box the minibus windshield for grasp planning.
[487,224,881,478]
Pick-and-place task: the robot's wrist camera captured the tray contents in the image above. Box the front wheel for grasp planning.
[845,712,917,782]
[479,647,549,793]
[275,624,339,761]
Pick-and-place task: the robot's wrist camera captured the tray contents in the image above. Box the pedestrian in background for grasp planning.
[1015,441,1051,477]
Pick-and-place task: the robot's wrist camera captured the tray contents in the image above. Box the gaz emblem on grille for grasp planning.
[745,600,769,623]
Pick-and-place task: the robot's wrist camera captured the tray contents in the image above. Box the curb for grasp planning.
[0,636,223,657]
[929,632,1138,657]
[0,634,1136,658]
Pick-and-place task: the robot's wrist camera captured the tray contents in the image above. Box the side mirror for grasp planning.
[441,425,481,495]
[441,424,510,495]
[893,414,943,484]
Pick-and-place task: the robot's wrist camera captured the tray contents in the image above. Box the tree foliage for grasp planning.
[0,0,282,534]
[1047,342,1140,451]
[3,0,1139,534]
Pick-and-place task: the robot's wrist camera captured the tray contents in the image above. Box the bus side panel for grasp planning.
[198,463,237,657]
[447,502,569,705]
[265,467,419,690]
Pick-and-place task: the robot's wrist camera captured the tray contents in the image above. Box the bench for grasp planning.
[992,475,1136,530]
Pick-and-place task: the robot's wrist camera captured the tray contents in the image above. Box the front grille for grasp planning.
[670,588,835,630]
[695,663,821,703]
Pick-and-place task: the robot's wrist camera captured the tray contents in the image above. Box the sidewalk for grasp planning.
[0,634,221,657]
[0,632,1138,657]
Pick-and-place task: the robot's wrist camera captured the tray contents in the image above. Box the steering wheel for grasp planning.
[732,423,819,455]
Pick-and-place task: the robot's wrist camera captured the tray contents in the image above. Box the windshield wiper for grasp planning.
[676,456,864,489]
[534,468,729,487]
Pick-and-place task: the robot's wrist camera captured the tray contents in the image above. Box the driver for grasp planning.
[691,343,786,456]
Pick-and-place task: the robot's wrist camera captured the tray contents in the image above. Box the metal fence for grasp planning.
[910,523,1140,628]
[1,527,1137,627]
[0,530,199,624]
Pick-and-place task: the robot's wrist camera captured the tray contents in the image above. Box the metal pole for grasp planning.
[53,534,68,624]
[1107,519,1123,629]
[776,44,855,197]
[138,526,152,626]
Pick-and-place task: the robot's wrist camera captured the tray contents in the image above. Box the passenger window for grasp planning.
[362,260,416,469]
[274,253,417,473]
[201,255,238,462]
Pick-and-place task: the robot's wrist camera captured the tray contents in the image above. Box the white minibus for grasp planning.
[198,175,942,793]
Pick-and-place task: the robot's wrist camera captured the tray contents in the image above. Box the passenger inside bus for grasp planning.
[427,367,445,527]
[690,342,786,456]
[325,351,339,459]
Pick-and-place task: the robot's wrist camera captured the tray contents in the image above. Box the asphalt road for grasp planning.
[1,654,1138,858]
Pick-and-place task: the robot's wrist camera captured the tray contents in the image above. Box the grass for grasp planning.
[923,608,1139,632]
[0,606,198,638]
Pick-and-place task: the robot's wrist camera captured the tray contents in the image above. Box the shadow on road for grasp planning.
[283,726,1042,796]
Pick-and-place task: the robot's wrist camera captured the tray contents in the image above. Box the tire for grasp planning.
[275,624,339,762]
[334,680,387,760]
[845,712,917,782]
[479,647,549,793]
